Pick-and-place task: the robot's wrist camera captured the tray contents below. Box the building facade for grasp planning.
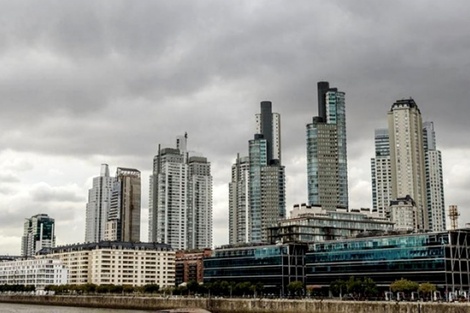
[267,204,394,244]
[105,167,141,242]
[229,154,250,244]
[0,257,67,288]
[42,241,175,287]
[371,129,392,218]
[249,102,285,243]
[149,134,212,250]
[388,99,428,230]
[307,81,348,210]
[204,243,307,296]
[85,164,113,243]
[305,229,470,294]
[423,121,446,232]
[175,248,212,286]
[21,214,55,258]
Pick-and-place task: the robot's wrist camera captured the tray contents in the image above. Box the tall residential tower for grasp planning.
[85,164,113,243]
[370,129,392,218]
[105,167,141,242]
[307,82,348,210]
[229,101,286,244]
[149,134,212,250]
[423,121,446,231]
[388,99,428,230]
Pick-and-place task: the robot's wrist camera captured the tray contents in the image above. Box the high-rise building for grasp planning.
[228,154,250,244]
[21,214,55,257]
[370,129,392,218]
[388,99,428,230]
[307,82,348,210]
[188,156,213,249]
[423,121,446,231]
[85,164,113,243]
[229,102,286,244]
[149,134,212,250]
[105,167,141,242]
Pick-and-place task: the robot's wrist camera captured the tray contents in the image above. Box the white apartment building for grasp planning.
[229,154,250,244]
[388,99,428,230]
[0,258,67,288]
[389,196,416,231]
[371,128,392,219]
[85,164,113,243]
[149,134,213,250]
[43,241,175,287]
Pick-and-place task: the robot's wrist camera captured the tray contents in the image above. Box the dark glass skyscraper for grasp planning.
[230,101,285,244]
[307,82,348,210]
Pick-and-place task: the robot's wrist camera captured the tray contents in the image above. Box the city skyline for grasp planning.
[1,1,470,255]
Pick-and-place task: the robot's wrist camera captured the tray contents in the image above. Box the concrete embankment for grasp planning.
[1,295,469,313]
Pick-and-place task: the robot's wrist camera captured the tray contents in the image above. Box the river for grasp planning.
[0,303,205,312]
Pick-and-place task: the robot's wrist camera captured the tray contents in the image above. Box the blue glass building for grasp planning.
[305,229,470,293]
[204,243,307,295]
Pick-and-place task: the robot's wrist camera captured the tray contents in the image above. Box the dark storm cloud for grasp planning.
[2,0,469,162]
[1,1,470,253]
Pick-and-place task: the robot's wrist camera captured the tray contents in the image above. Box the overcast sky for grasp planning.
[1,1,470,255]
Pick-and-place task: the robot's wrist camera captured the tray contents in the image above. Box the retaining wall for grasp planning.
[1,295,469,313]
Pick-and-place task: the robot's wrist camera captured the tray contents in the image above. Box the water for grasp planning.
[0,303,166,312]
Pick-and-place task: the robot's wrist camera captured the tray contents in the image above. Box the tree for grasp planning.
[390,278,419,293]
[251,282,264,298]
[418,282,436,300]
[329,279,346,297]
[143,283,160,294]
[287,281,304,297]
[187,280,200,295]
[362,277,378,299]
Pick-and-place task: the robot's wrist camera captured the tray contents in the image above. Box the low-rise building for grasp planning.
[41,241,175,287]
[204,242,307,296]
[268,204,394,244]
[175,248,212,286]
[305,229,470,294]
[0,257,67,288]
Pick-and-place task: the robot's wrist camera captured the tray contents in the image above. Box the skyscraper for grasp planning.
[370,129,392,218]
[85,164,113,243]
[423,121,446,231]
[229,101,285,244]
[307,82,348,210]
[149,134,212,250]
[21,214,55,257]
[388,99,428,230]
[105,167,141,242]
[229,154,250,244]
[188,156,213,249]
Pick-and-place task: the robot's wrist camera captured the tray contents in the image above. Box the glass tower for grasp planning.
[21,214,55,257]
[307,82,348,210]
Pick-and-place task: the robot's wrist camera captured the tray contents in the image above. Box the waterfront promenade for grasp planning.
[1,295,470,313]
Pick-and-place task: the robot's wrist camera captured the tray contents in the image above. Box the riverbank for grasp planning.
[1,295,469,313]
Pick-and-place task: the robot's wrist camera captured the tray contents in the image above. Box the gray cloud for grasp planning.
[1,0,470,253]
[29,183,84,203]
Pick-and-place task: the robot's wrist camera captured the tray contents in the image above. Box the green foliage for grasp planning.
[287,281,304,296]
[329,277,378,299]
[187,280,200,294]
[390,278,419,293]
[418,282,436,295]
[143,283,160,294]
[0,284,36,292]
